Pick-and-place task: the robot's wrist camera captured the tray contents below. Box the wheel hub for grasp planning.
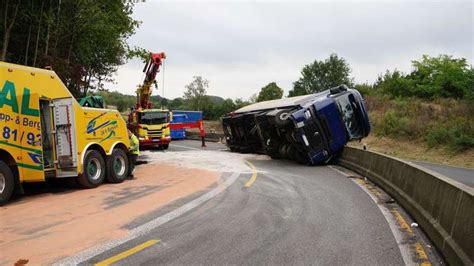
[87,158,102,180]
[0,173,5,194]
[114,156,126,176]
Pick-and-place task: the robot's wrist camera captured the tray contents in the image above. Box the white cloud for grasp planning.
[105,1,473,99]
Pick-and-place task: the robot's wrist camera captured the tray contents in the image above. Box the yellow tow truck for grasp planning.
[0,62,132,205]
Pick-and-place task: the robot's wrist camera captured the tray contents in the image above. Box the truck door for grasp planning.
[18,92,45,182]
[52,98,77,175]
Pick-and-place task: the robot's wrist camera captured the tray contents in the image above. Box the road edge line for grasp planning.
[327,165,415,266]
[169,143,203,151]
[54,172,240,265]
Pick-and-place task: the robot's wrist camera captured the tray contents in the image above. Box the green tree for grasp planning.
[1,0,21,61]
[256,82,283,102]
[248,93,257,103]
[374,70,414,98]
[169,98,185,110]
[234,98,250,109]
[409,55,473,99]
[183,76,211,111]
[373,55,473,100]
[289,53,353,96]
[354,83,374,96]
[1,0,140,97]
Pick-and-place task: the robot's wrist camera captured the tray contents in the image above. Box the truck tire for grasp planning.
[162,144,169,150]
[77,150,106,188]
[0,161,14,206]
[289,146,308,164]
[267,145,281,159]
[274,110,291,128]
[279,144,290,158]
[106,149,129,183]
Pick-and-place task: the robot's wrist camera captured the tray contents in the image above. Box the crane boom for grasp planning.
[128,52,172,150]
[136,52,166,109]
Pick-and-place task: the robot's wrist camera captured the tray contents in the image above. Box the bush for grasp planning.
[426,127,450,147]
[373,110,410,138]
[367,95,473,153]
[426,120,474,152]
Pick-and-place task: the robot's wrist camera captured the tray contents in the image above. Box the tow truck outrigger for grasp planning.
[128,52,172,149]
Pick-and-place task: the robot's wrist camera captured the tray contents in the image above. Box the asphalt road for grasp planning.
[82,140,410,265]
[410,160,474,187]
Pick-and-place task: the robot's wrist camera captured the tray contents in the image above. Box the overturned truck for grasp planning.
[222,85,371,165]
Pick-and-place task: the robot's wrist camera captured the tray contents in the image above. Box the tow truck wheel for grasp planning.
[106,149,129,183]
[0,161,14,206]
[77,150,106,188]
[162,144,169,150]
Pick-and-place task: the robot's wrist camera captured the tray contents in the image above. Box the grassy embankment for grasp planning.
[350,95,473,167]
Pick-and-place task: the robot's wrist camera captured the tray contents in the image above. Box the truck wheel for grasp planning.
[290,147,308,164]
[77,150,106,188]
[274,110,291,128]
[267,145,281,159]
[0,161,14,206]
[279,144,289,158]
[106,149,129,183]
[162,144,169,150]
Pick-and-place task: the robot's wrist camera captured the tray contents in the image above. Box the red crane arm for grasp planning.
[137,52,166,109]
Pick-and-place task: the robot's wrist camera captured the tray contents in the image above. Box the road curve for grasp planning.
[410,160,474,187]
[84,141,407,265]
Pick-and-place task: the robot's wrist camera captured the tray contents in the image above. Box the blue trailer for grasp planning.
[170,110,204,140]
[222,85,370,165]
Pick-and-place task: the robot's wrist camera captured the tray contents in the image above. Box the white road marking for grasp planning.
[327,165,415,266]
[169,143,203,151]
[54,172,240,265]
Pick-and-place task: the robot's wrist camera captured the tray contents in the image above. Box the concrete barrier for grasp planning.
[337,146,473,265]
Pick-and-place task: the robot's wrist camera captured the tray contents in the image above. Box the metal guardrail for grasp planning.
[337,146,473,265]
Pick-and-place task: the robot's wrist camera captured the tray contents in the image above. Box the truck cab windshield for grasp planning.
[334,93,364,139]
[138,112,169,125]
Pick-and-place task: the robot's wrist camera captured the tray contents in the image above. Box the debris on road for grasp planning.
[141,148,267,173]
[0,162,220,265]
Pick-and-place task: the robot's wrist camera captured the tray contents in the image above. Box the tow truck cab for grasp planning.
[222,85,370,165]
[129,109,172,149]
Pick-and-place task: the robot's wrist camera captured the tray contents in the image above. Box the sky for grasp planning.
[105,0,473,100]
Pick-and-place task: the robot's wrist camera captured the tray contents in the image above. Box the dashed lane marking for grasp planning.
[95,239,160,266]
[244,160,258,188]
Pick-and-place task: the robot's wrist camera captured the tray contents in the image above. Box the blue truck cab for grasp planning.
[222,85,370,165]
